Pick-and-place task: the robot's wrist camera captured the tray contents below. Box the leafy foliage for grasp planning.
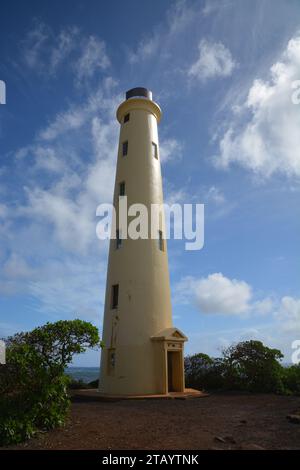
[0,320,100,446]
[222,340,284,393]
[282,364,300,394]
[67,378,99,389]
[185,340,299,395]
[185,353,224,390]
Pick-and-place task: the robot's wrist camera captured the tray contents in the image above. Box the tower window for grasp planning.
[152,142,158,159]
[111,284,119,309]
[122,141,128,156]
[107,349,116,375]
[124,113,130,123]
[116,229,122,249]
[158,230,164,251]
[119,181,125,196]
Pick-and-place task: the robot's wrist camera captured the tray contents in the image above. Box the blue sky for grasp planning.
[0,0,300,366]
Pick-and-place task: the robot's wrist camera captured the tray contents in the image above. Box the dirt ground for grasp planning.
[5,393,300,450]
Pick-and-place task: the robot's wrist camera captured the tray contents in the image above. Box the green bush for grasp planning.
[282,364,300,394]
[0,319,100,446]
[185,340,293,394]
[0,376,70,445]
[185,353,225,390]
[222,340,284,393]
[88,379,99,388]
[68,378,90,389]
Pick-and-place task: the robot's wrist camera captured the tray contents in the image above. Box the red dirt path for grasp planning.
[5,393,300,450]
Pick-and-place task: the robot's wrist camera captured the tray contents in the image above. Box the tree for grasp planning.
[282,364,300,394]
[5,319,100,367]
[222,340,284,393]
[184,341,289,394]
[0,320,100,445]
[185,353,225,390]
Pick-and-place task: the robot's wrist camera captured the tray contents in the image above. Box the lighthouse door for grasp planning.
[167,351,174,391]
[167,351,183,393]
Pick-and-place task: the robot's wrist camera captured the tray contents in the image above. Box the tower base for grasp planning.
[72,388,208,402]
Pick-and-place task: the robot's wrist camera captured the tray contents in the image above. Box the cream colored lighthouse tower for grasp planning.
[99,87,187,396]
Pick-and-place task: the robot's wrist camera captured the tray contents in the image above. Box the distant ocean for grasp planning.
[66,367,99,383]
[65,363,295,383]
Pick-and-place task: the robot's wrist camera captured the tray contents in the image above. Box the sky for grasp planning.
[0,0,300,366]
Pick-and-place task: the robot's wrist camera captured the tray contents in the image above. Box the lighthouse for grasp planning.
[99,87,188,396]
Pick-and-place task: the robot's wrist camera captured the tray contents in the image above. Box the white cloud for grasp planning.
[0,78,120,320]
[175,273,251,314]
[128,36,159,64]
[21,21,109,85]
[160,138,183,163]
[175,272,299,360]
[164,187,188,206]
[75,36,110,84]
[39,78,119,141]
[50,27,79,71]
[206,185,225,204]
[252,297,274,315]
[29,257,106,321]
[194,273,252,314]
[23,187,94,254]
[20,109,118,257]
[33,147,65,173]
[202,0,233,17]
[39,107,87,141]
[214,33,300,179]
[3,253,34,280]
[1,29,183,323]
[167,0,196,36]
[85,116,117,202]
[0,87,182,327]
[128,0,196,64]
[21,21,78,74]
[22,21,50,70]
[188,39,236,82]
[277,296,300,334]
[175,272,275,316]
[202,185,237,220]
